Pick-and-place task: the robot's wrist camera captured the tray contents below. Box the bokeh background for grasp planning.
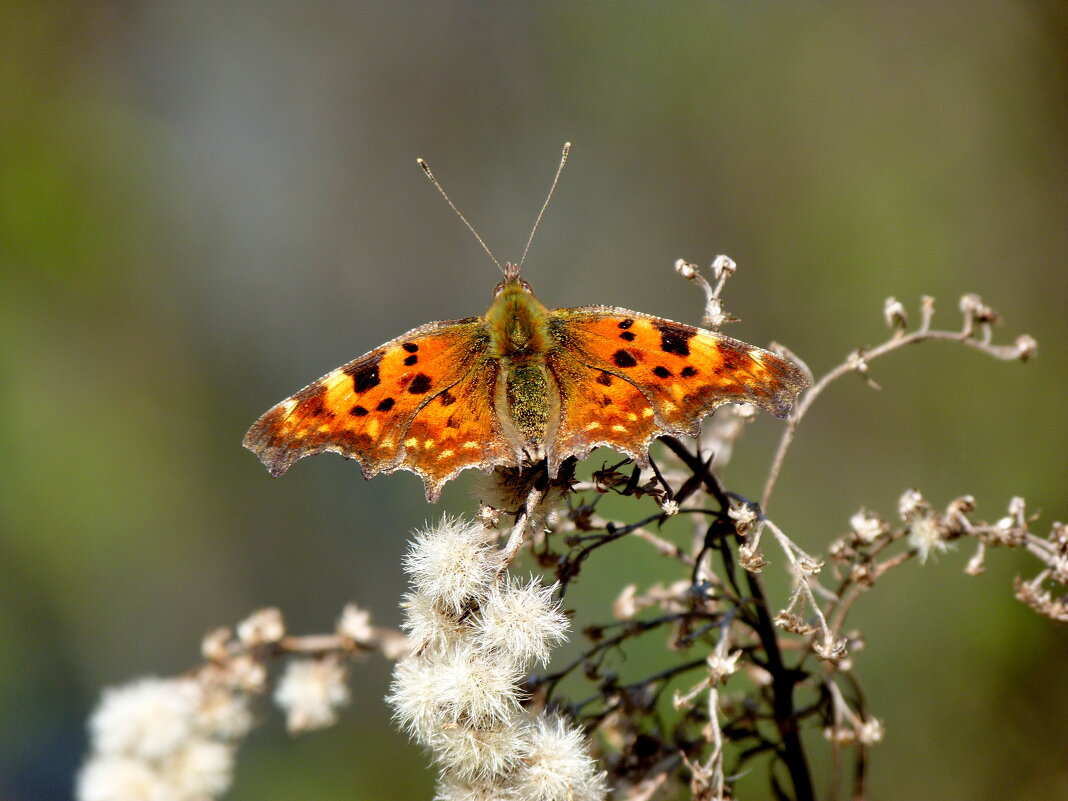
[2,2,1066,799]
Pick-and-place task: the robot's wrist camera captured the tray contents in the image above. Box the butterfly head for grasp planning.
[493,263,535,298]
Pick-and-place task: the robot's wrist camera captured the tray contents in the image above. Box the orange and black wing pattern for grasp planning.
[243,317,504,500]
[545,306,809,466]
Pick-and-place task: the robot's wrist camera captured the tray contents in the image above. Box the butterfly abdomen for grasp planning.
[504,365,552,445]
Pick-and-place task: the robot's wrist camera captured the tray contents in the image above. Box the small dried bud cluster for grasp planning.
[883,296,908,331]
[959,293,1000,338]
[674,255,738,330]
[274,657,351,733]
[77,677,252,801]
[388,516,605,799]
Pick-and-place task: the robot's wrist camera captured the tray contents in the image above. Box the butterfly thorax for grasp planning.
[485,277,556,449]
[485,277,552,364]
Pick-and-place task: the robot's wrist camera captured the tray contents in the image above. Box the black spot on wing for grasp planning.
[619,330,636,342]
[618,319,634,329]
[596,371,614,386]
[350,405,369,417]
[403,354,418,366]
[681,366,698,378]
[345,355,382,393]
[613,350,637,368]
[652,366,672,378]
[439,390,456,406]
[654,322,696,356]
[408,373,433,394]
[402,342,419,353]
[376,397,395,412]
[602,395,613,407]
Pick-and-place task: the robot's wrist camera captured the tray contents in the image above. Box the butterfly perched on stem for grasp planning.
[244,146,809,502]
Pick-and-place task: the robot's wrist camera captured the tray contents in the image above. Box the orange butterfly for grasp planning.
[244,147,809,501]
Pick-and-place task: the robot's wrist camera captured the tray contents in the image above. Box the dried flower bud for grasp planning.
[337,603,375,646]
[846,349,870,375]
[711,254,737,280]
[707,650,742,684]
[813,635,848,663]
[898,489,928,521]
[849,563,876,586]
[728,503,758,535]
[1014,334,1038,361]
[774,612,813,635]
[959,293,999,325]
[201,628,232,663]
[675,259,699,279]
[883,297,908,330]
[225,653,268,693]
[477,503,501,529]
[236,608,285,648]
[828,538,855,562]
[944,495,976,533]
[908,514,949,564]
[659,498,680,517]
[274,657,350,733]
[849,509,889,544]
[738,544,766,573]
[858,718,885,745]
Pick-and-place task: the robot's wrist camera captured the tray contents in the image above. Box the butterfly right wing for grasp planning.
[243,317,501,497]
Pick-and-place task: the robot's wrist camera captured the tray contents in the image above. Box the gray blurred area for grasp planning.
[1,2,1066,799]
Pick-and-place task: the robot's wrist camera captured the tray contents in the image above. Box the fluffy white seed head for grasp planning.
[509,713,607,801]
[273,658,351,733]
[402,590,467,654]
[434,773,512,801]
[473,577,568,668]
[404,516,497,613]
[89,678,203,761]
[195,685,253,741]
[429,715,534,781]
[388,656,445,744]
[391,647,524,735]
[77,756,166,801]
[908,514,950,564]
[160,739,235,798]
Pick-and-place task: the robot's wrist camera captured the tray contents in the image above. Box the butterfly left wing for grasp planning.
[243,317,507,500]
[544,306,809,470]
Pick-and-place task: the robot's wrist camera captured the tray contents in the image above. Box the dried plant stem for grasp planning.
[499,484,544,566]
[762,320,1032,511]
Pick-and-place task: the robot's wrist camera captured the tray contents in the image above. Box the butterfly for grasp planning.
[243,147,809,502]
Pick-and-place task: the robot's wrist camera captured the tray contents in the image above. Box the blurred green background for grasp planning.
[2,2,1066,799]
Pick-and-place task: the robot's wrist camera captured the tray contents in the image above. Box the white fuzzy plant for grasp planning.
[76,515,604,801]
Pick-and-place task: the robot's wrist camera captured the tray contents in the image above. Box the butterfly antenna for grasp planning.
[417,157,503,274]
[519,141,570,271]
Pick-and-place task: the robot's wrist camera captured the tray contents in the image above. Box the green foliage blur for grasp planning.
[2,3,1065,800]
